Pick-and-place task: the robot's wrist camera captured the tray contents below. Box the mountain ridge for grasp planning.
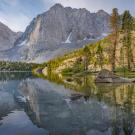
[0,3,110,63]
[0,22,22,51]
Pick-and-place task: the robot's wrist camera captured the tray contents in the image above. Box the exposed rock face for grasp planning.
[15,4,110,62]
[0,4,110,62]
[95,69,135,83]
[0,22,22,51]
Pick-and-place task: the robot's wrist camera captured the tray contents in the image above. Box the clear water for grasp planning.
[0,72,135,135]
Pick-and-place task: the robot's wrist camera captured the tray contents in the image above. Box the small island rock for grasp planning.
[95,69,135,83]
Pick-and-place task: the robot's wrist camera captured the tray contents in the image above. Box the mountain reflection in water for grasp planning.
[0,72,135,135]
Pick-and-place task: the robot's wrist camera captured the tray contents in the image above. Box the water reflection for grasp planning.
[0,72,135,135]
[0,111,48,135]
[0,72,48,135]
[0,72,34,81]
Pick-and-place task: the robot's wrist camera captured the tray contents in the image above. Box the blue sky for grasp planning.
[0,0,135,32]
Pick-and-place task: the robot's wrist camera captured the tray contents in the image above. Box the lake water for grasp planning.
[0,72,135,135]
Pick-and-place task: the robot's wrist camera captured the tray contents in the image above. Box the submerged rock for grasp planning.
[70,93,84,101]
[95,69,135,83]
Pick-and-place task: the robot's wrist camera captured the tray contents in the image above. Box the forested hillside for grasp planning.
[39,9,135,77]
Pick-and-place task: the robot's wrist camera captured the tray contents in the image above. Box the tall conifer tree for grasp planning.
[110,8,120,72]
[122,11,133,71]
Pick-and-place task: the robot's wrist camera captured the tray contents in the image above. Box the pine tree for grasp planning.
[122,11,133,71]
[110,8,120,72]
[83,46,91,71]
[96,42,104,69]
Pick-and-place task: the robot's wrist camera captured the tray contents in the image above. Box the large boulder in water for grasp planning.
[95,69,115,83]
[95,69,135,83]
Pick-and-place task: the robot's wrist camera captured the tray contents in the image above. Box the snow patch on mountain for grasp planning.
[18,40,27,47]
[65,33,72,43]
[102,33,108,37]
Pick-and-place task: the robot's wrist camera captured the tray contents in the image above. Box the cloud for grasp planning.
[53,0,88,9]
[42,0,90,11]
[0,0,52,32]
[43,0,109,12]
[3,0,18,6]
[0,11,31,32]
[44,0,135,14]
[0,0,135,32]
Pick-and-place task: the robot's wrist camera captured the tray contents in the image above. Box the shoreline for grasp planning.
[0,71,32,72]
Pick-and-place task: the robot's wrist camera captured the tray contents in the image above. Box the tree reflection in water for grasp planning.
[19,73,135,135]
[0,72,135,135]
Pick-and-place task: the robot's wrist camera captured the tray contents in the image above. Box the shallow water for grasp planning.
[0,72,135,135]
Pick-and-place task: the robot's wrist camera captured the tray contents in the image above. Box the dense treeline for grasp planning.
[0,61,39,71]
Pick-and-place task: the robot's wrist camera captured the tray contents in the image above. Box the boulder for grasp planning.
[70,93,84,101]
[95,69,135,83]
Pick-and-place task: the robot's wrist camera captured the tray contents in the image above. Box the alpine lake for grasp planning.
[0,71,135,135]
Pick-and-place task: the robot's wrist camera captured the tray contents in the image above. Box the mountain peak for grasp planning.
[97,10,109,16]
[51,3,64,9]
[12,4,110,62]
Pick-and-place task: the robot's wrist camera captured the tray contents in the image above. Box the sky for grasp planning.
[0,0,135,32]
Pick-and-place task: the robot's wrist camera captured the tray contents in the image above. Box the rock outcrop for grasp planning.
[95,69,135,83]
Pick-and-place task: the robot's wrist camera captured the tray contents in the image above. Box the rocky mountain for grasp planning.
[0,22,22,51]
[0,4,110,63]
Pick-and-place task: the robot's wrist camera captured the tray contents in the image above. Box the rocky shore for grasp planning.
[95,69,135,83]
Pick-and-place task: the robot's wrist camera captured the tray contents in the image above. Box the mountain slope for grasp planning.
[14,4,110,63]
[0,22,22,51]
[42,31,135,76]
